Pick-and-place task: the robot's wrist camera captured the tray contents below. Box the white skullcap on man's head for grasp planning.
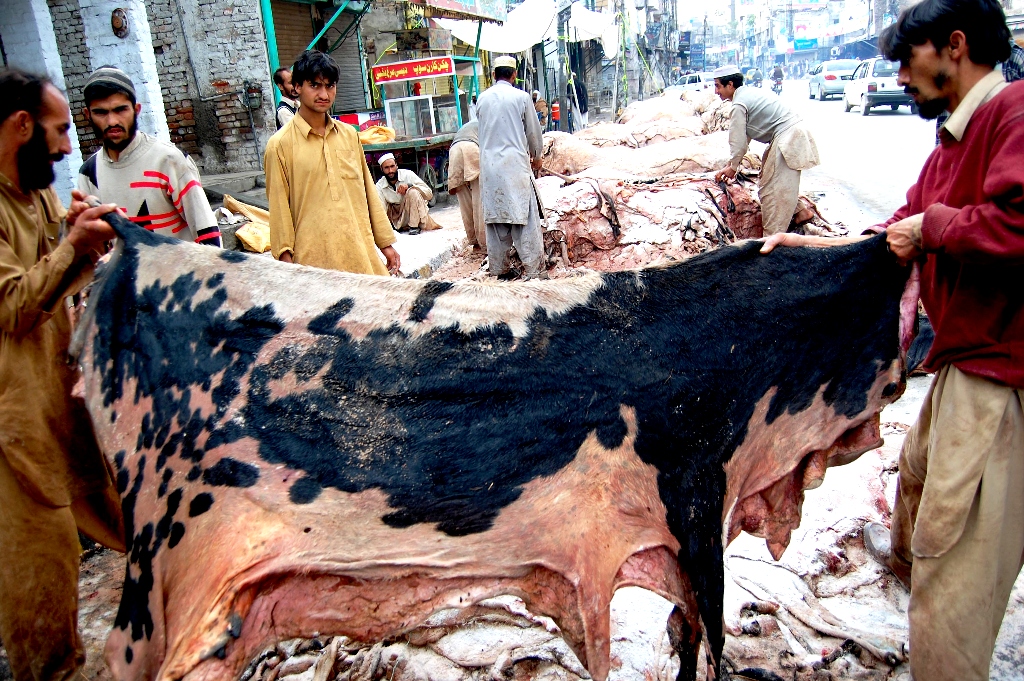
[493,55,517,69]
[712,65,742,79]
[378,153,396,166]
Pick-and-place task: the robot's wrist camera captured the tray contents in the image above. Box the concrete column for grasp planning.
[0,0,84,204]
[78,0,170,143]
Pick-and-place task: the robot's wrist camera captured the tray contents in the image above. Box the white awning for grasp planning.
[434,0,621,59]
[433,0,558,55]
[567,2,619,58]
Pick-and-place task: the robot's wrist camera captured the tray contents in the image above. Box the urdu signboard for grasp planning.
[371,57,457,84]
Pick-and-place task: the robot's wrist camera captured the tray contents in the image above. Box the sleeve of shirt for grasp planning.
[525,97,543,160]
[362,150,397,251]
[0,218,85,337]
[919,114,1024,262]
[172,153,220,247]
[406,170,433,201]
[277,105,295,129]
[266,137,297,259]
[728,105,749,170]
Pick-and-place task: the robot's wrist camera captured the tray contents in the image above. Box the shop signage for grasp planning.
[407,0,506,23]
[372,57,456,84]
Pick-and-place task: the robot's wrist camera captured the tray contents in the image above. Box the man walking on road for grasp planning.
[713,65,820,235]
[0,68,125,681]
[78,66,221,246]
[477,55,546,279]
[265,50,400,275]
[762,0,1024,676]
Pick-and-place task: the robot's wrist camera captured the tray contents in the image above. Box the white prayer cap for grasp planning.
[378,153,396,166]
[712,65,742,79]
[493,55,517,69]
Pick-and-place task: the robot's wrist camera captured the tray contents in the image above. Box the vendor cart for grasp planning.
[363,131,456,207]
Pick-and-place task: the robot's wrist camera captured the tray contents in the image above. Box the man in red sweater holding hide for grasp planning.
[762,0,1023,677]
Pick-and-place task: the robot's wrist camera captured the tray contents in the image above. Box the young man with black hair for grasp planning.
[77,66,221,246]
[273,66,299,129]
[0,67,125,681]
[476,55,545,279]
[265,50,400,275]
[762,0,1024,676]
[712,64,819,235]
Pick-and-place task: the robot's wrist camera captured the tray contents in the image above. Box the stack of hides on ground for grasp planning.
[536,90,839,274]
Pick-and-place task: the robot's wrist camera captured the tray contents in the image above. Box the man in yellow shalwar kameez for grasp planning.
[265,50,400,275]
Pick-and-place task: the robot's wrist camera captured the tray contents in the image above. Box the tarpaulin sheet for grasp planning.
[433,0,557,54]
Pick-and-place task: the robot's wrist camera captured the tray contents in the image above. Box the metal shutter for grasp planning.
[327,14,367,113]
[272,0,314,70]
[271,1,366,113]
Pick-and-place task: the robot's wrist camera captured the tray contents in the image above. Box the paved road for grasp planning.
[774,77,937,226]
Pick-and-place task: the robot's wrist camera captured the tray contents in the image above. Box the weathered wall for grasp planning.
[0,0,84,203]
[48,0,99,158]
[79,0,171,144]
[146,0,276,172]
[45,0,275,174]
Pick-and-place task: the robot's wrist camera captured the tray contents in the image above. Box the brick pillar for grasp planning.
[0,0,85,204]
[78,0,171,143]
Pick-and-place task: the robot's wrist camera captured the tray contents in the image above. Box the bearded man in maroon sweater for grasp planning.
[762,0,1023,677]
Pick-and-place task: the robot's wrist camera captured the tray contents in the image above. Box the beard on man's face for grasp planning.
[92,112,138,152]
[384,169,399,182]
[907,70,950,120]
[17,124,61,192]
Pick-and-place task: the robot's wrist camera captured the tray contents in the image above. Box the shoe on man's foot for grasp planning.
[495,267,521,281]
[408,227,422,235]
[863,521,912,590]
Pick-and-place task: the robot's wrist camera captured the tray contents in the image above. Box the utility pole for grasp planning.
[556,7,568,131]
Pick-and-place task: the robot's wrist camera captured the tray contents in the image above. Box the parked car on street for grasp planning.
[843,57,915,115]
[807,59,860,100]
[666,72,715,93]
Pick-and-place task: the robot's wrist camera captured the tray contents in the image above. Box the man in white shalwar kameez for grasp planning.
[477,55,547,278]
[712,65,820,235]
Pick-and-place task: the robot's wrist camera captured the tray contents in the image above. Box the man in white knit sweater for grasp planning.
[77,67,220,246]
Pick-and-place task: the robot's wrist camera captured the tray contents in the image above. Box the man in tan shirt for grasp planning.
[265,51,400,275]
[0,68,126,681]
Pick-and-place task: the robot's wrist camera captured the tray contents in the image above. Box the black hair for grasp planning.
[292,50,340,87]
[716,74,744,89]
[494,66,516,81]
[273,67,291,88]
[0,69,50,124]
[84,81,137,107]
[880,0,1011,67]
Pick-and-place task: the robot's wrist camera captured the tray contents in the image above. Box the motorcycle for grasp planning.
[772,78,783,95]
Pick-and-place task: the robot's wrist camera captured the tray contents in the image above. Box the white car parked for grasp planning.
[843,57,916,115]
[666,72,715,93]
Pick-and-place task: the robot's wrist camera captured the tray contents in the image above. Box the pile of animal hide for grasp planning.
[533,89,842,275]
[235,593,678,681]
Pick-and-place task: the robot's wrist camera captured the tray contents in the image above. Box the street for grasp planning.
[777,77,937,226]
